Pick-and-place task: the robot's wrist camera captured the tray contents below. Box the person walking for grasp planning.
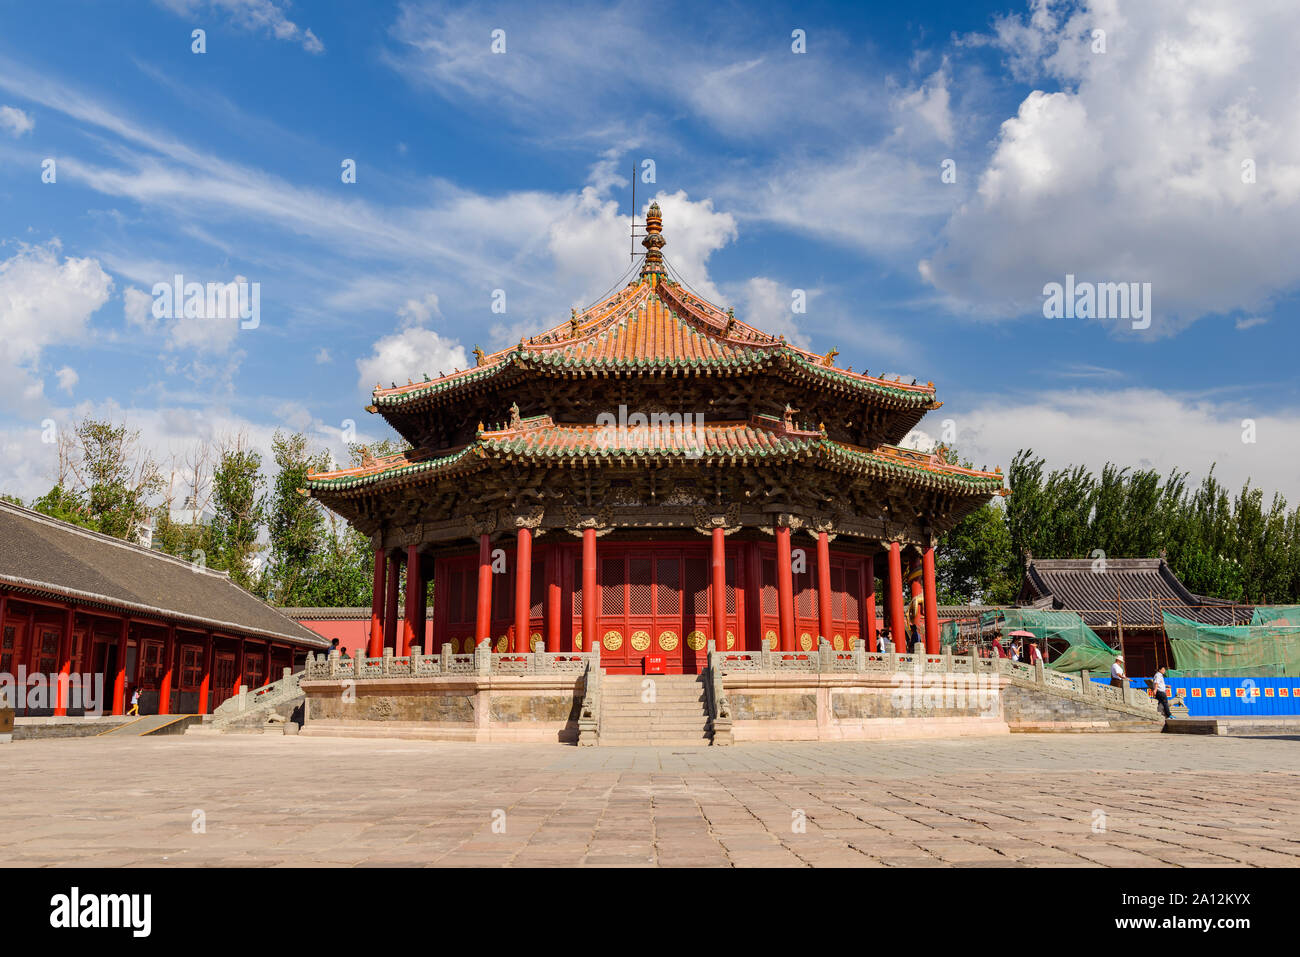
[877,628,891,654]
[1110,655,1126,688]
[127,687,140,716]
[1152,667,1172,718]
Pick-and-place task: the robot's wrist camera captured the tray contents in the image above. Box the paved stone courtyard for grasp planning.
[3,734,1298,866]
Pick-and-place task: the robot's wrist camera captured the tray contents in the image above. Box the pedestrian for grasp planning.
[1029,640,1044,665]
[1152,667,1172,718]
[327,638,340,657]
[877,628,891,654]
[127,687,140,716]
[1009,638,1022,662]
[1110,655,1125,688]
[990,636,1006,658]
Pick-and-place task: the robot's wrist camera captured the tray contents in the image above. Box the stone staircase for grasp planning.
[599,674,712,746]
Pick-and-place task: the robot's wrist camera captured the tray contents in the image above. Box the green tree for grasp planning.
[261,431,328,604]
[210,440,265,589]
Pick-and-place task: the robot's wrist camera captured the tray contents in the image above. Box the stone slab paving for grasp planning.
[1,733,1298,866]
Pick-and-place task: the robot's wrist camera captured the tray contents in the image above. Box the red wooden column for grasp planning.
[582,528,597,658]
[545,545,561,652]
[383,553,400,653]
[887,542,906,652]
[775,524,795,652]
[909,553,924,649]
[369,547,386,657]
[158,624,176,716]
[923,545,940,654]
[55,604,74,715]
[513,527,532,653]
[475,534,492,646]
[198,634,214,714]
[864,556,878,651]
[112,616,129,715]
[402,545,421,656]
[816,531,833,646]
[710,528,726,650]
[232,637,246,700]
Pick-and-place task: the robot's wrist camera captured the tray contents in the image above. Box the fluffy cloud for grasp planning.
[0,244,112,412]
[922,0,1300,332]
[0,105,33,136]
[356,327,468,396]
[943,387,1300,502]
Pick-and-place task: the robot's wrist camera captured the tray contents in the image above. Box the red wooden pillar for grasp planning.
[112,616,129,715]
[475,534,492,646]
[545,545,561,652]
[383,554,400,653]
[198,634,214,714]
[582,528,597,658]
[55,605,74,715]
[909,553,924,649]
[403,545,420,656]
[710,528,726,650]
[887,542,906,652]
[864,556,877,651]
[369,547,386,657]
[923,545,940,654]
[232,637,246,699]
[816,531,833,646]
[513,527,532,653]
[158,624,176,716]
[415,558,429,652]
[775,525,795,652]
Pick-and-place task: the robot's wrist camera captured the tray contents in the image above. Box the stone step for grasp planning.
[601,720,710,730]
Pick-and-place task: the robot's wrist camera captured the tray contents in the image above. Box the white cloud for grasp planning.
[0,104,33,136]
[731,278,810,349]
[0,244,112,412]
[155,0,324,53]
[396,292,440,327]
[122,285,155,332]
[356,327,468,395]
[314,346,331,364]
[944,387,1300,503]
[922,0,1300,332]
[55,367,78,393]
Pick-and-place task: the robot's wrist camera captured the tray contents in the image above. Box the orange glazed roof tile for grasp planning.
[305,416,1005,497]
[370,273,940,412]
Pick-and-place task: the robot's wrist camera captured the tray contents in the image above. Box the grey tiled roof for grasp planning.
[0,501,328,647]
[1020,557,1248,628]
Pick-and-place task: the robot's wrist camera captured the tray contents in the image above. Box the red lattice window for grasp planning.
[629,558,653,616]
[180,646,203,690]
[685,558,708,615]
[845,567,861,621]
[761,559,777,616]
[601,558,623,615]
[725,556,737,615]
[795,566,815,618]
[140,641,163,690]
[447,567,465,624]
[656,558,680,615]
[530,561,544,618]
[572,558,583,615]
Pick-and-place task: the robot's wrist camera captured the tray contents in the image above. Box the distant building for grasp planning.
[0,499,328,716]
[1018,551,1250,675]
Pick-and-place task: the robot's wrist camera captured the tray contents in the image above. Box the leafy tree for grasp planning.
[210,440,265,589]
[261,431,328,605]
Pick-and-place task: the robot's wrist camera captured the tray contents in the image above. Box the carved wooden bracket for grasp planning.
[691,503,741,536]
[464,513,498,538]
[509,505,545,529]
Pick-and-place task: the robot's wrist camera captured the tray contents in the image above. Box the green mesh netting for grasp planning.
[1164,611,1300,678]
[1251,605,1300,626]
[980,608,1117,673]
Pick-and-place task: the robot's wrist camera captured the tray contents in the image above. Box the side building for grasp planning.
[0,499,329,716]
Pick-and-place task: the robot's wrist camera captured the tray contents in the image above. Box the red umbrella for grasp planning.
[1007,630,1036,639]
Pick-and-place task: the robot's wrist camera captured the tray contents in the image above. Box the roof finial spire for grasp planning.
[640,201,666,280]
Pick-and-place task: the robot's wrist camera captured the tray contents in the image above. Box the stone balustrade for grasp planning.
[304,644,598,681]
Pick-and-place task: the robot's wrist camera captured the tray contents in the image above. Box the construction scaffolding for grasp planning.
[1164,611,1300,678]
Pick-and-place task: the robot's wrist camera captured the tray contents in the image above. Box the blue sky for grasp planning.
[1,0,1298,503]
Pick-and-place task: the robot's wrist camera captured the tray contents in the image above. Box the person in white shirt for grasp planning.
[1152,667,1171,717]
[1009,639,1022,662]
[1029,641,1044,665]
[1110,655,1125,687]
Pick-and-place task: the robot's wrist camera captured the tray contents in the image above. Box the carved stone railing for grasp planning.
[577,655,601,747]
[303,645,599,680]
[211,666,305,728]
[703,639,733,746]
[710,639,1160,719]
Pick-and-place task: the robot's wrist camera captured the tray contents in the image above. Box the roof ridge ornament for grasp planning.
[639,201,666,280]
